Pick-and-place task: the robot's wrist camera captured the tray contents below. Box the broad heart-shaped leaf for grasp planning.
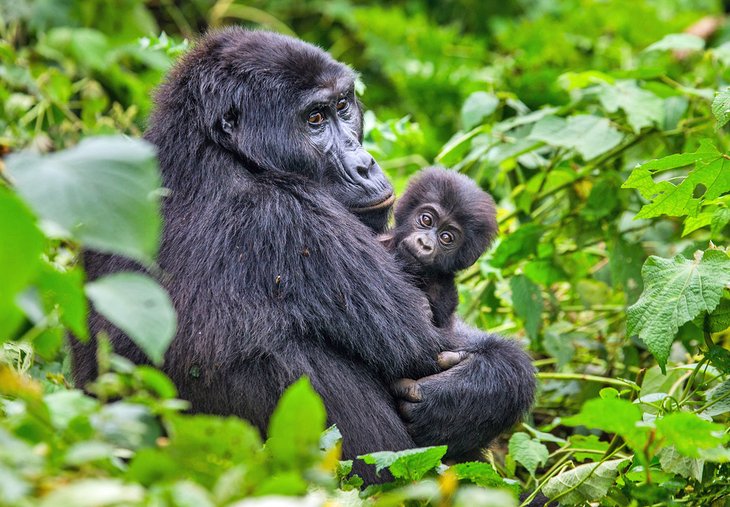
[598,81,664,133]
[644,33,705,52]
[6,136,162,263]
[507,433,548,477]
[461,91,499,130]
[712,87,730,128]
[510,275,543,343]
[85,272,177,365]
[563,398,648,452]
[358,446,447,481]
[656,412,729,458]
[0,187,44,340]
[528,114,623,160]
[622,140,730,220]
[659,446,704,482]
[266,377,327,470]
[627,250,730,372]
[543,459,629,505]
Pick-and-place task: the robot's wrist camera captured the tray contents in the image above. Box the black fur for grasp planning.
[382,167,497,327]
[70,28,535,483]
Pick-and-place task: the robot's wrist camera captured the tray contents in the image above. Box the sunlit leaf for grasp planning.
[627,250,730,371]
[358,446,447,481]
[529,114,623,160]
[543,459,629,505]
[86,272,177,365]
[7,136,162,263]
[508,433,548,477]
[267,377,327,470]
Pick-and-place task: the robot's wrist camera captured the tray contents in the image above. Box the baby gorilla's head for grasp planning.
[389,167,497,275]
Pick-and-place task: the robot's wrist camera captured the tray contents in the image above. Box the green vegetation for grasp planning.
[2,0,730,505]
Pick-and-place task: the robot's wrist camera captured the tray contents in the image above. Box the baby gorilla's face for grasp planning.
[397,203,464,273]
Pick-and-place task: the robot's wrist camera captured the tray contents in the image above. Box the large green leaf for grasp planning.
[358,445,447,481]
[0,187,44,340]
[266,377,326,470]
[510,275,543,342]
[6,136,162,263]
[543,459,629,505]
[461,92,499,130]
[507,433,548,477]
[627,250,730,372]
[85,272,177,365]
[598,81,664,133]
[528,115,623,160]
[563,398,648,451]
[622,140,730,220]
[656,412,729,458]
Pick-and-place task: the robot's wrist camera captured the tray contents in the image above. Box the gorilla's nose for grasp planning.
[356,156,376,180]
[416,234,434,253]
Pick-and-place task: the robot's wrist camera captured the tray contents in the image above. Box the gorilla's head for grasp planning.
[150,28,393,232]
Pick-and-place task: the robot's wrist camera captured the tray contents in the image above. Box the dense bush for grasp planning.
[1,1,729,505]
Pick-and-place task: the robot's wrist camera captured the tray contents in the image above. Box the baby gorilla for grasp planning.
[381,167,497,328]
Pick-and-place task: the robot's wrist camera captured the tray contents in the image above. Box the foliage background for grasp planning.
[1,0,730,505]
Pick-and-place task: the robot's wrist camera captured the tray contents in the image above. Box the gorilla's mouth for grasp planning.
[350,193,395,213]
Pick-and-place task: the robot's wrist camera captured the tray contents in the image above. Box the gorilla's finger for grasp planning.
[398,400,418,422]
[438,350,470,370]
[392,378,423,402]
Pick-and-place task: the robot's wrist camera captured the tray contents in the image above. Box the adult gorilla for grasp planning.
[71,28,535,479]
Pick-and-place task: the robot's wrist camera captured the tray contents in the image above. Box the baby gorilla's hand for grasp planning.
[391,350,471,422]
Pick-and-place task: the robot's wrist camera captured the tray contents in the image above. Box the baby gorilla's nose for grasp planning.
[416,234,434,253]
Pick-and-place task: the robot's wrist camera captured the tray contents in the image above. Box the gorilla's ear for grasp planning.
[221,109,238,135]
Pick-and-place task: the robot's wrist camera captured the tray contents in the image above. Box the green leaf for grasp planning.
[38,479,144,507]
[568,435,610,463]
[490,224,544,268]
[319,424,342,452]
[705,298,730,333]
[622,140,730,220]
[712,87,730,128]
[7,136,162,263]
[267,377,327,470]
[563,398,648,451]
[659,446,703,482]
[85,273,177,365]
[627,250,730,372]
[656,412,729,458]
[543,459,629,505]
[0,187,44,339]
[508,433,548,477]
[510,275,543,342]
[461,92,499,130]
[598,81,664,133]
[529,115,623,160]
[645,33,705,52]
[358,446,447,481]
[163,414,261,488]
[449,461,506,488]
[36,263,88,340]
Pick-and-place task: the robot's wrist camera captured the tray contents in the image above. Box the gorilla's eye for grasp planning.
[418,212,433,227]
[308,111,325,126]
[439,231,454,245]
[336,98,349,112]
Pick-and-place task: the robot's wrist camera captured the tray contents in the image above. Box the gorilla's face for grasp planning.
[199,30,393,232]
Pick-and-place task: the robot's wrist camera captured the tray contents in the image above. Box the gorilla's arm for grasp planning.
[394,321,536,460]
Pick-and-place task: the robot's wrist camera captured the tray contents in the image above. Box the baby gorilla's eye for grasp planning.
[308,111,325,125]
[418,212,433,227]
[336,98,349,112]
[439,231,454,245]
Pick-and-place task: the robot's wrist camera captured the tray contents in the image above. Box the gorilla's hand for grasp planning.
[392,333,536,461]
